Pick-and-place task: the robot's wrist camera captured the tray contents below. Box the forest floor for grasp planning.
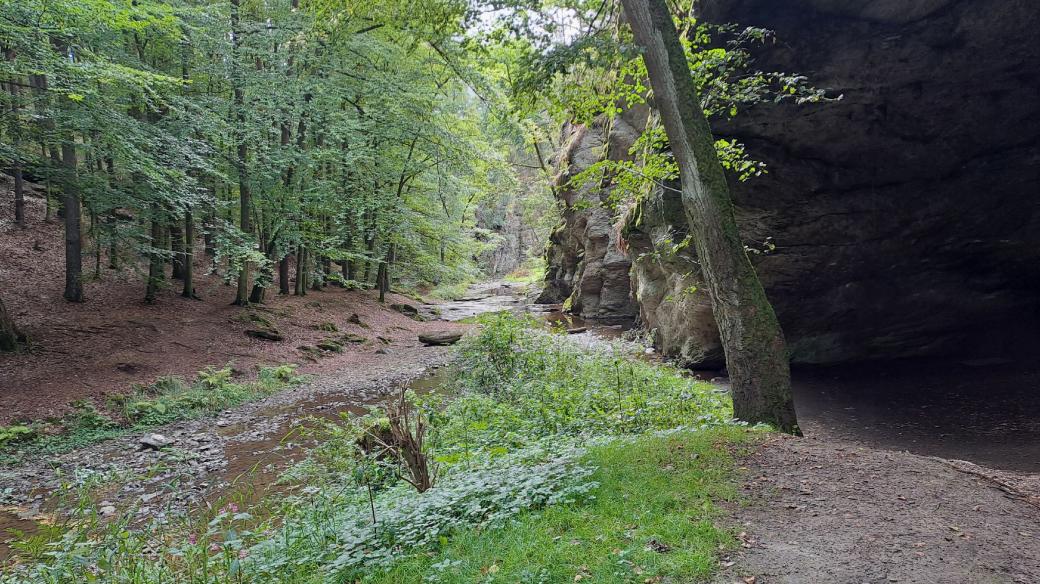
[0,180,464,424]
[715,433,1040,584]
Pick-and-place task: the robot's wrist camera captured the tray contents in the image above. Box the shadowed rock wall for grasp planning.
[624,0,1040,366]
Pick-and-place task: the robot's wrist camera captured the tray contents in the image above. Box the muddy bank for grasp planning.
[0,344,457,560]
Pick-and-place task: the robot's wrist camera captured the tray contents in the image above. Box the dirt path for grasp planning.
[716,434,1040,584]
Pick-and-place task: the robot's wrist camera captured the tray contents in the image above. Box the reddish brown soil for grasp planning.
[0,178,464,424]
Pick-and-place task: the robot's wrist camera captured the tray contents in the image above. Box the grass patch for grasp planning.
[428,280,475,301]
[503,256,546,287]
[371,427,755,584]
[0,364,303,465]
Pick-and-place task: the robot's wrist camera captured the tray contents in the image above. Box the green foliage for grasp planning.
[0,425,35,448]
[371,427,756,584]
[471,2,835,222]
[503,256,546,286]
[432,313,733,457]
[0,0,526,301]
[428,280,477,301]
[0,313,749,583]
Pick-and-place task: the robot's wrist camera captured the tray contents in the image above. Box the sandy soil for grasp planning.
[716,434,1040,584]
[0,179,463,423]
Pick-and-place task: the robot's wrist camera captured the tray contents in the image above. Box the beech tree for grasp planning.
[620,0,799,433]
[1,0,514,307]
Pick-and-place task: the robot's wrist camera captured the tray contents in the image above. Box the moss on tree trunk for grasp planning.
[621,0,799,433]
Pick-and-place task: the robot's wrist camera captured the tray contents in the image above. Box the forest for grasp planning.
[1,0,1038,582]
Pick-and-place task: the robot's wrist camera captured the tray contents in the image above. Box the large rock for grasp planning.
[627,0,1040,366]
[418,331,464,346]
[537,109,646,321]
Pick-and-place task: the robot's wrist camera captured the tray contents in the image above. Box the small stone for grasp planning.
[100,505,117,516]
[139,433,171,451]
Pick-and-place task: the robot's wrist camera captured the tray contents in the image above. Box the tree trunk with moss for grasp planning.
[621,0,799,433]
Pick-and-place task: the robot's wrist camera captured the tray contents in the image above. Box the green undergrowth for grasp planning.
[427,279,477,301]
[502,256,546,288]
[1,314,758,583]
[370,427,756,584]
[0,364,302,465]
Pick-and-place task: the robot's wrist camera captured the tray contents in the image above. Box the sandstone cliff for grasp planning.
[548,0,1040,365]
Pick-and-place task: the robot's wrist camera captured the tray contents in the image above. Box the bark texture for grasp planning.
[621,0,799,433]
[61,142,84,303]
[182,211,196,299]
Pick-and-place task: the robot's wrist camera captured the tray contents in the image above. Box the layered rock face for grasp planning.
[625,0,1040,366]
[538,109,648,320]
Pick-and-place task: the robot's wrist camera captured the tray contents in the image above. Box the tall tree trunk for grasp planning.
[320,256,331,289]
[231,0,252,306]
[52,146,65,220]
[204,206,216,257]
[170,222,185,280]
[12,166,24,228]
[4,49,24,226]
[182,210,197,299]
[294,246,307,296]
[377,244,393,303]
[145,205,163,304]
[621,0,799,433]
[0,293,23,351]
[61,142,84,302]
[249,241,276,304]
[376,259,387,303]
[278,255,291,295]
[363,234,376,284]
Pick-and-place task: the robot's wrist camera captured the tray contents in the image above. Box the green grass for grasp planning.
[428,280,476,301]
[503,257,546,287]
[369,426,757,584]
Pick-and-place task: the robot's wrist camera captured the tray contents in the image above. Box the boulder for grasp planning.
[418,331,464,346]
[390,303,425,321]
